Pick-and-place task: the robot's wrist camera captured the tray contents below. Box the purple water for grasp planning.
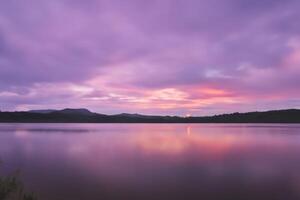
[1,123,300,200]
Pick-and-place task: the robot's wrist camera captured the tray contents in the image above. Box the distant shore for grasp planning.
[0,108,299,123]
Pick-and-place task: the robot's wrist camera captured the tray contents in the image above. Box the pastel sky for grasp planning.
[0,0,300,115]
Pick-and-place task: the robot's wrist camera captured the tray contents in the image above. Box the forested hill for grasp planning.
[0,108,299,123]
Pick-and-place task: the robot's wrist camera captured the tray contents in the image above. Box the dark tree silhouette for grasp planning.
[0,162,37,200]
[0,108,299,123]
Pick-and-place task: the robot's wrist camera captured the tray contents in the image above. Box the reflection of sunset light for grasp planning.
[186,126,191,136]
[133,130,240,157]
[15,129,30,138]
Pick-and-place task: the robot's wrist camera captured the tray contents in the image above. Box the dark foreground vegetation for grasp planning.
[0,166,36,200]
[0,108,299,123]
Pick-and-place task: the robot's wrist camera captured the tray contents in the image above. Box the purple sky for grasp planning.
[0,0,300,115]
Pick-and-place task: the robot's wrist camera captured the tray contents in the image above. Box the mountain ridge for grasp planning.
[0,108,299,123]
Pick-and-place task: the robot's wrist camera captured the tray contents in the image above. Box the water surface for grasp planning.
[1,123,300,200]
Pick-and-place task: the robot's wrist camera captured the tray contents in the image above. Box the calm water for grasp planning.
[1,124,300,200]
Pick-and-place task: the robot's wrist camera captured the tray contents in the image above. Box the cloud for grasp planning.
[0,0,300,114]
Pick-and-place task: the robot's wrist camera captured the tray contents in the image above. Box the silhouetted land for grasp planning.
[0,108,299,123]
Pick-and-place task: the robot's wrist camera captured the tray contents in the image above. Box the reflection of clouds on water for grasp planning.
[58,124,300,182]
[0,124,93,134]
[132,128,241,157]
[15,128,92,134]
[68,144,89,155]
[1,124,300,200]
[15,129,30,138]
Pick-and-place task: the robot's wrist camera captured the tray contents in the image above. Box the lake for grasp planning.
[1,123,300,200]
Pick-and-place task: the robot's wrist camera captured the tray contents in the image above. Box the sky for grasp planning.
[0,0,300,116]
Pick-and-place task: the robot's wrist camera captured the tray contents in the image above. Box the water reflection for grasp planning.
[0,124,300,200]
[134,129,240,156]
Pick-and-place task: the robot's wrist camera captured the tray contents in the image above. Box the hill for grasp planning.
[0,109,299,123]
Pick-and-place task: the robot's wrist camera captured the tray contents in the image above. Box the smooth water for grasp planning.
[1,123,300,200]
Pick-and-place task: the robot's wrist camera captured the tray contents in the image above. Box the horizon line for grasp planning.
[1,107,299,118]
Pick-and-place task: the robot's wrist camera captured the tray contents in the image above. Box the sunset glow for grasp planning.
[0,0,300,115]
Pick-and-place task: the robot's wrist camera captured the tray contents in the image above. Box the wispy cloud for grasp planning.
[0,0,300,115]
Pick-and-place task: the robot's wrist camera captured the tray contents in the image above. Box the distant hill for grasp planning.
[29,108,95,115]
[29,109,57,114]
[53,108,96,116]
[0,108,299,123]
